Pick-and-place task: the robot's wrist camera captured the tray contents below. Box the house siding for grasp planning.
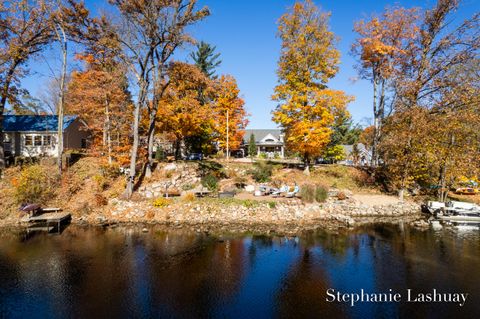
[64,118,89,149]
[3,117,90,158]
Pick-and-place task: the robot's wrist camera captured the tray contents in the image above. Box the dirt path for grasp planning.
[352,194,401,206]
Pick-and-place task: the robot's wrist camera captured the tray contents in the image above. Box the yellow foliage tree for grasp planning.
[272,0,353,172]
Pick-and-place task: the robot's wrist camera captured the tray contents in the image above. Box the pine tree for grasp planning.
[248,134,257,158]
[190,41,222,78]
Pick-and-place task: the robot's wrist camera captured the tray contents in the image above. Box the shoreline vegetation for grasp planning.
[0,157,425,234]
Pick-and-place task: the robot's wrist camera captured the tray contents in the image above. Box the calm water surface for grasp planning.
[0,224,479,318]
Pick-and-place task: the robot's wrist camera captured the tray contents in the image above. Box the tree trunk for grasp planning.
[0,65,17,178]
[303,155,310,176]
[104,94,112,165]
[145,120,155,178]
[56,25,67,176]
[174,139,181,160]
[371,73,378,167]
[124,85,146,199]
[399,188,405,202]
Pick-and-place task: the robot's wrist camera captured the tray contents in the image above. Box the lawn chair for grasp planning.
[285,185,300,198]
[271,185,289,197]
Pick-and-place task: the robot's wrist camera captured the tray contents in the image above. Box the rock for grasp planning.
[164,163,177,171]
[142,227,148,232]
[245,185,255,192]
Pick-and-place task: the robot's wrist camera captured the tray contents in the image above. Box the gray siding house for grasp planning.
[242,129,285,158]
[2,115,90,158]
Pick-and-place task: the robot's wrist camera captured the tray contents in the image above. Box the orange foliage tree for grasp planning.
[156,62,214,159]
[212,75,248,156]
[67,53,132,165]
[272,0,353,172]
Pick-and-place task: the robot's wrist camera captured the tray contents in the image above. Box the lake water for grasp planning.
[0,224,479,318]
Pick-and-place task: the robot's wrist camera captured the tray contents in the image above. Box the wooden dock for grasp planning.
[22,212,71,232]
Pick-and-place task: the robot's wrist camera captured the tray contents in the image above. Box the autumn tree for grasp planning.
[0,0,53,176]
[212,75,248,156]
[378,0,480,199]
[108,0,209,197]
[156,62,214,159]
[352,7,419,166]
[67,54,132,164]
[190,41,222,78]
[358,126,374,153]
[272,0,353,173]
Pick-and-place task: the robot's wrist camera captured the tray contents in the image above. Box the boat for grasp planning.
[455,187,479,195]
[425,200,480,222]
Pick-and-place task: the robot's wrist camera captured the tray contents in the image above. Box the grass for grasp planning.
[197,197,277,208]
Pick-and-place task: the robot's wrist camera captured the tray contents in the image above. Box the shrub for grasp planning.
[258,152,267,159]
[299,184,329,203]
[267,201,276,209]
[155,147,166,161]
[14,165,58,204]
[152,197,171,208]
[300,184,315,203]
[181,183,195,191]
[198,161,227,178]
[213,151,225,159]
[93,174,109,191]
[100,163,121,179]
[250,162,273,182]
[315,185,328,203]
[201,174,219,191]
[94,193,108,206]
[242,199,256,208]
[233,176,247,188]
[182,192,196,202]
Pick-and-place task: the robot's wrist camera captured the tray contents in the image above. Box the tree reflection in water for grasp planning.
[0,224,478,318]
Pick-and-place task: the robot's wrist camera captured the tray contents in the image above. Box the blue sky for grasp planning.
[21,0,480,129]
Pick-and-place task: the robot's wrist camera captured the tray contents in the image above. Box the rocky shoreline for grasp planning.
[0,196,426,235]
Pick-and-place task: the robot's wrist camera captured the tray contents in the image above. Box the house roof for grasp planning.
[243,129,283,144]
[2,115,78,132]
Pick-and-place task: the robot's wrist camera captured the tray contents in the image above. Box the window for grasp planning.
[34,136,42,146]
[43,135,52,146]
[25,135,32,146]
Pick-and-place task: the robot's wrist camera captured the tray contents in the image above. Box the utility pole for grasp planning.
[226,110,229,161]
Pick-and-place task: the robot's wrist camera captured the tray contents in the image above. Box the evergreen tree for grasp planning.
[248,134,257,158]
[330,112,362,146]
[190,41,222,78]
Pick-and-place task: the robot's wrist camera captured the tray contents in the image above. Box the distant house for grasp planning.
[341,143,371,166]
[242,129,285,158]
[2,115,90,158]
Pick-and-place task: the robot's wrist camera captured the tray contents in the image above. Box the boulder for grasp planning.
[164,163,177,171]
[245,185,255,192]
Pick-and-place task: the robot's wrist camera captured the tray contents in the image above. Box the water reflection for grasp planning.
[0,225,478,318]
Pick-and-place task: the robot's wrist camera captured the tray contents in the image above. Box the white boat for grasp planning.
[425,200,480,222]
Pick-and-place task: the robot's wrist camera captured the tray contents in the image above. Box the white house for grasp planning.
[2,115,90,158]
[242,129,285,158]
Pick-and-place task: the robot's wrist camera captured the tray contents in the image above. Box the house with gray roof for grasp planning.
[2,115,90,159]
[242,129,285,158]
